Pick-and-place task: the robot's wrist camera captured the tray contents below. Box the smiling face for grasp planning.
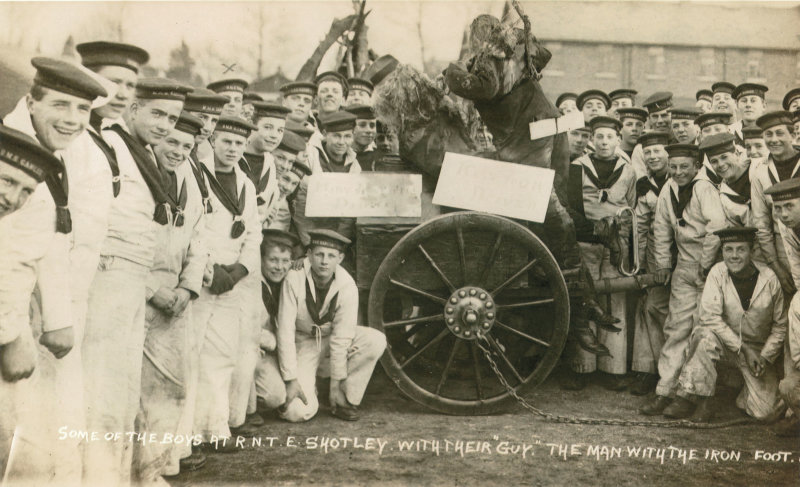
[642,144,668,177]
[668,156,700,186]
[737,95,766,123]
[252,116,285,154]
[154,128,195,172]
[347,88,371,107]
[27,87,91,151]
[581,98,606,123]
[707,150,743,183]
[127,98,184,146]
[324,129,354,159]
[212,131,248,169]
[745,137,768,160]
[283,94,314,124]
[763,124,796,160]
[671,119,699,144]
[317,80,344,115]
[592,127,619,159]
[92,65,138,121]
[0,161,38,218]
[277,169,302,197]
[773,197,800,229]
[272,148,295,175]
[722,241,753,274]
[648,109,671,131]
[712,92,735,115]
[261,243,292,284]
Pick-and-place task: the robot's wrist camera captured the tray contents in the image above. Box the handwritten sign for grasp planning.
[529,110,585,140]
[305,173,422,218]
[432,153,554,223]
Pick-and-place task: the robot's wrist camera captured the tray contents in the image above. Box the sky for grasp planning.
[1,1,798,82]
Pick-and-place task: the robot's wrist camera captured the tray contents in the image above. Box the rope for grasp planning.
[473,335,753,429]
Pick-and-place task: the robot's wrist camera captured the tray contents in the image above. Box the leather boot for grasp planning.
[579,265,622,331]
[629,372,658,396]
[663,396,696,419]
[639,395,671,416]
[571,313,610,356]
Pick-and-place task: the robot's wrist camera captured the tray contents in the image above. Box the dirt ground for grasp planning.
[168,365,799,487]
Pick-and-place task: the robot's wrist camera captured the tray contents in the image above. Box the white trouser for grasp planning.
[82,256,148,487]
[133,302,193,480]
[3,289,87,486]
[176,296,209,463]
[254,326,386,422]
[677,327,785,420]
[631,283,669,374]
[228,274,261,429]
[779,295,800,418]
[571,243,627,374]
[656,260,702,397]
[192,287,244,441]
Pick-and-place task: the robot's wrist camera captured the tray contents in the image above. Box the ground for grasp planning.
[168,365,799,487]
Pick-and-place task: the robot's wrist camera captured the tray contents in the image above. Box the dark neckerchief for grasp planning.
[240,152,272,200]
[187,148,212,213]
[304,276,338,326]
[44,159,71,234]
[769,150,800,185]
[86,128,120,197]
[670,180,698,227]
[729,264,759,310]
[262,279,282,325]
[635,171,666,200]
[201,164,247,238]
[585,154,624,202]
[723,167,751,205]
[705,165,722,187]
[160,166,188,227]
[89,111,103,133]
[108,124,172,225]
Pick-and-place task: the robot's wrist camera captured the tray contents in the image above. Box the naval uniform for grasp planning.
[676,262,786,420]
[652,175,726,398]
[777,223,800,419]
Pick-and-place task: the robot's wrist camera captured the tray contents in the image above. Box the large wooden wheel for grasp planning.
[368,211,570,415]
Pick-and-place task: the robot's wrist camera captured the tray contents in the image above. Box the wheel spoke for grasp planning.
[418,244,456,293]
[383,313,443,328]
[485,334,524,383]
[403,323,428,339]
[496,298,554,311]
[389,279,447,304]
[479,233,503,284]
[435,339,462,395]
[400,328,450,369]
[456,228,467,286]
[470,342,484,400]
[490,259,538,297]
[494,320,550,348]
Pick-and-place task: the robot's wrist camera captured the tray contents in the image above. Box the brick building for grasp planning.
[528,1,800,107]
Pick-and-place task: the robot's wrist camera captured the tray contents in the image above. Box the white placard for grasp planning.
[305,173,422,218]
[432,153,554,223]
[529,110,585,140]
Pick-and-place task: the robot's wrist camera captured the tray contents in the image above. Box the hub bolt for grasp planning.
[486,301,493,309]
[469,289,476,296]
[450,297,458,304]
[464,311,478,324]
[446,307,454,314]
[482,322,490,329]
[487,312,494,319]
[447,318,454,324]
[479,293,486,300]
[453,326,461,333]
[464,330,472,337]
[458,290,466,298]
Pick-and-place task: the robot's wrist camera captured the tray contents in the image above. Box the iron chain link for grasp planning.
[474,334,753,429]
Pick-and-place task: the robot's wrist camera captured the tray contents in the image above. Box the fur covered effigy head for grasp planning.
[467,14,551,75]
[373,64,479,178]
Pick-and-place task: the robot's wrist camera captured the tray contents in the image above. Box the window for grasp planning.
[595,44,618,79]
[746,50,766,83]
[543,42,564,77]
[646,47,666,80]
[698,47,715,81]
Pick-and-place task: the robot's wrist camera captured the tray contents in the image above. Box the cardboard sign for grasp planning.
[529,110,585,140]
[432,153,554,223]
[305,173,422,217]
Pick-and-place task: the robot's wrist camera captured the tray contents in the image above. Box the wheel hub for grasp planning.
[444,287,495,340]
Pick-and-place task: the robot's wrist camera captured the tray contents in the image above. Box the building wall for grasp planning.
[540,41,800,109]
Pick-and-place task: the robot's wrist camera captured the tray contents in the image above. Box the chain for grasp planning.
[473,335,753,429]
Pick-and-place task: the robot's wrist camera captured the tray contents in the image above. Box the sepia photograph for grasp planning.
[0,0,799,485]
